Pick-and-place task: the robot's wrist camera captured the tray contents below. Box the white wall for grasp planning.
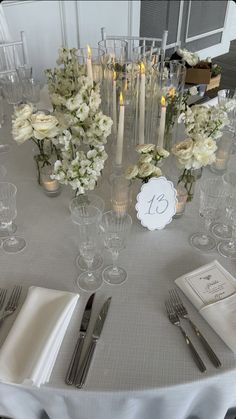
[2,0,141,81]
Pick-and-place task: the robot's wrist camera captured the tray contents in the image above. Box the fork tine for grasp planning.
[0,289,7,310]
[169,289,181,305]
[5,286,22,310]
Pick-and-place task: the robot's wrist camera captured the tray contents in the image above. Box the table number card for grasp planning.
[135,177,176,230]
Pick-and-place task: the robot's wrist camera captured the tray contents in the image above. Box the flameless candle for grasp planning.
[158,96,166,147]
[139,62,145,144]
[87,45,93,83]
[115,92,125,165]
[112,71,117,136]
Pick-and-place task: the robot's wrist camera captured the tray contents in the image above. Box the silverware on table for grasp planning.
[165,299,206,373]
[0,288,7,311]
[75,297,112,388]
[65,293,95,385]
[0,285,22,323]
[169,289,221,368]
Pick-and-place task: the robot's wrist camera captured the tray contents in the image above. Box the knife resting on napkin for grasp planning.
[175,260,236,353]
[0,286,79,387]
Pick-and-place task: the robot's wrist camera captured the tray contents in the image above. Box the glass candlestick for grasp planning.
[111,174,132,216]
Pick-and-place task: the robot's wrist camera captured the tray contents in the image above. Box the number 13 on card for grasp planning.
[135,177,177,230]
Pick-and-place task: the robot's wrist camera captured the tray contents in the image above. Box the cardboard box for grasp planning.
[185,68,211,85]
[206,74,221,91]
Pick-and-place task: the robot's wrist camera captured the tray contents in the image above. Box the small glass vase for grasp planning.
[174,182,188,218]
[177,169,196,202]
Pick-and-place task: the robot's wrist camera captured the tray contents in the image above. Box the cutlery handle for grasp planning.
[75,339,96,388]
[65,335,85,385]
[180,326,206,373]
[188,319,221,368]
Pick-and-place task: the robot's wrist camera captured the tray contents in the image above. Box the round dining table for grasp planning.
[0,101,236,419]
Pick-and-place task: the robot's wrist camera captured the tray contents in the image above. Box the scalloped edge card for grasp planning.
[135,177,177,230]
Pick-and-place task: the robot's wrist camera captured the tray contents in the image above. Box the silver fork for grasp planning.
[0,285,22,322]
[169,289,221,368]
[0,288,7,311]
[165,299,206,373]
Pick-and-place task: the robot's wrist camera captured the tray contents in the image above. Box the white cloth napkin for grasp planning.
[175,260,236,353]
[0,286,79,387]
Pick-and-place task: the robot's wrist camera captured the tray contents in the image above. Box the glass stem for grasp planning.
[86,258,94,281]
[7,222,17,245]
[204,217,211,234]
[111,250,119,274]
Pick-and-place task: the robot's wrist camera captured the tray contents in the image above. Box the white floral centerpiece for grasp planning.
[45,47,113,195]
[12,104,60,183]
[172,104,228,201]
[125,144,169,183]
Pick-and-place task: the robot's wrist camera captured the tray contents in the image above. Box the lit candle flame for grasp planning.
[113,71,117,81]
[87,45,91,59]
[124,78,128,91]
[161,96,166,107]
[119,92,124,106]
[140,62,145,74]
[168,87,176,97]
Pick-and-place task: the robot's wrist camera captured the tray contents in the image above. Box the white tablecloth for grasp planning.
[0,103,236,419]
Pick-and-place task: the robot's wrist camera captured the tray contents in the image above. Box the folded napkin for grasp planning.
[175,260,236,352]
[0,286,79,387]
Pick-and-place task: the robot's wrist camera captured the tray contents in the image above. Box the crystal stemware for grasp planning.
[71,203,103,292]
[22,78,40,103]
[70,193,105,271]
[3,73,23,106]
[100,211,132,285]
[0,182,26,253]
[0,92,10,153]
[189,179,224,252]
[218,209,236,259]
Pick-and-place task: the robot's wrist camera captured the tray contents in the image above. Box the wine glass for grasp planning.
[22,78,40,103]
[71,203,103,292]
[3,73,23,106]
[100,211,132,285]
[0,182,26,253]
[189,179,225,252]
[69,193,105,271]
[217,206,236,259]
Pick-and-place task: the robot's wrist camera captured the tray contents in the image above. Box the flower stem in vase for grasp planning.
[178,169,196,202]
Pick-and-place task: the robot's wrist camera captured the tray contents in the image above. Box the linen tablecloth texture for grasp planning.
[0,100,236,419]
[0,286,79,387]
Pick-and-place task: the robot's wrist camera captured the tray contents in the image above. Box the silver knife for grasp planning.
[75,297,112,388]
[65,293,95,385]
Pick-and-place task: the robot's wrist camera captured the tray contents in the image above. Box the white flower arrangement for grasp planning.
[172,104,228,201]
[126,144,169,182]
[177,48,199,67]
[45,47,113,195]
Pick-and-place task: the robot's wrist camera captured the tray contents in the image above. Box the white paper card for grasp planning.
[186,265,236,305]
[135,177,176,231]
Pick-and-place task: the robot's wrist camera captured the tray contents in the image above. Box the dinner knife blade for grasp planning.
[65,293,95,385]
[75,297,112,388]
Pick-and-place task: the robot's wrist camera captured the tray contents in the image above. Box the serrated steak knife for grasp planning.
[75,297,112,388]
[65,293,95,385]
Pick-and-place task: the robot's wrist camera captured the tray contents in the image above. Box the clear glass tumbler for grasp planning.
[3,73,23,105]
[100,211,132,285]
[71,203,103,292]
[0,182,26,253]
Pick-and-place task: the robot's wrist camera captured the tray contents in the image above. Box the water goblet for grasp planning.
[23,78,40,103]
[0,182,26,253]
[100,211,132,285]
[3,73,23,105]
[71,203,103,292]
[189,179,224,252]
[69,193,105,271]
[217,207,236,259]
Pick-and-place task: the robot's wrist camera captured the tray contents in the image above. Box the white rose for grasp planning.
[138,163,155,178]
[139,154,152,164]
[156,146,169,158]
[14,103,34,120]
[172,139,194,160]
[193,138,217,167]
[12,118,33,144]
[125,165,139,180]
[152,167,162,177]
[31,113,59,140]
[189,86,198,96]
[136,144,155,154]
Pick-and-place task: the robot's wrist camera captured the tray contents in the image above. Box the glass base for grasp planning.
[189,233,216,252]
[209,165,227,175]
[211,222,232,239]
[217,241,236,259]
[3,236,26,253]
[76,254,103,271]
[102,265,127,285]
[0,144,10,153]
[77,272,103,292]
[0,223,16,238]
